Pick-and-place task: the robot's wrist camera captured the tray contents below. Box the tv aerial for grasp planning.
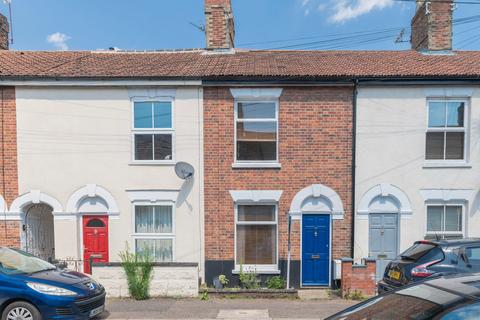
[175,162,195,180]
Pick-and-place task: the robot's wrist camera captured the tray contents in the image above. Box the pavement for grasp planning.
[98,297,356,319]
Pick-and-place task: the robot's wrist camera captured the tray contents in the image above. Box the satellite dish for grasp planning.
[175,162,195,180]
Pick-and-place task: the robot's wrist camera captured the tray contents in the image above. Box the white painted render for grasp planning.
[14,87,204,275]
[354,86,480,260]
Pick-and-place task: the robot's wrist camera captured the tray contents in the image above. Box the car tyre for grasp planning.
[1,301,42,320]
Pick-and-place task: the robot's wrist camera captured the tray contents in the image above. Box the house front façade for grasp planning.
[0,0,480,293]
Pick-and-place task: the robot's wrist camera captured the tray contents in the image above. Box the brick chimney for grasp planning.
[204,0,235,50]
[411,0,453,51]
[0,13,9,50]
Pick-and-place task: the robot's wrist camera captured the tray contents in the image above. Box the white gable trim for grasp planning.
[10,191,63,214]
[289,184,344,220]
[229,190,283,204]
[230,88,283,100]
[420,189,475,203]
[358,183,412,215]
[126,189,180,203]
[66,184,119,215]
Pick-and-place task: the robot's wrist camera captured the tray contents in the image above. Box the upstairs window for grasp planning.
[235,102,278,163]
[426,100,466,161]
[132,101,173,162]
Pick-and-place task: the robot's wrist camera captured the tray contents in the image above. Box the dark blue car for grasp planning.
[0,247,106,320]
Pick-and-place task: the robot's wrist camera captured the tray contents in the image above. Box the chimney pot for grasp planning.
[204,0,235,50]
[411,0,453,51]
[0,13,9,50]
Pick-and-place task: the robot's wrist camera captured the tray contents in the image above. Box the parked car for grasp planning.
[378,239,480,294]
[327,273,480,320]
[0,247,105,320]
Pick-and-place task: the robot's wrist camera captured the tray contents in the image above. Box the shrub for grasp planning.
[344,289,367,301]
[266,276,285,289]
[219,274,229,286]
[119,245,154,300]
[239,265,260,289]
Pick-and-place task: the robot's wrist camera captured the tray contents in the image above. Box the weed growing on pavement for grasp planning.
[266,276,285,289]
[201,290,209,301]
[239,265,260,289]
[119,244,153,300]
[344,290,367,301]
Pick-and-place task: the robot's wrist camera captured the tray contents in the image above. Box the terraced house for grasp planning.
[1,0,480,292]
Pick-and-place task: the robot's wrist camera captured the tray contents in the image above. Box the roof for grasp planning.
[1,49,480,81]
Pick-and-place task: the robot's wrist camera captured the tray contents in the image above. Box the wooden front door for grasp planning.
[83,215,109,274]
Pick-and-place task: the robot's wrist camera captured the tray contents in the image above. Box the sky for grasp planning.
[1,0,480,51]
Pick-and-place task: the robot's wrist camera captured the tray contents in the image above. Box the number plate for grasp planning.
[89,305,104,318]
[388,270,401,280]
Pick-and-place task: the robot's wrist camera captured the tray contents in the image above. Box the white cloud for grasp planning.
[298,0,394,23]
[330,0,394,23]
[46,32,71,50]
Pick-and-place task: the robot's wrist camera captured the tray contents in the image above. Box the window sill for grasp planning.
[232,162,282,169]
[232,268,281,275]
[423,161,471,169]
[129,161,176,166]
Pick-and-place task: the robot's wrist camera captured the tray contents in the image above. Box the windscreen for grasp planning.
[0,247,56,275]
[400,243,437,261]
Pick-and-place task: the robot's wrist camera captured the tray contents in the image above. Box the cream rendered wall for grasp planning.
[15,87,204,273]
[355,86,480,260]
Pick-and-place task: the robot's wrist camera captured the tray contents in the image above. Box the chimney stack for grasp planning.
[411,0,453,51]
[204,0,235,50]
[0,13,9,50]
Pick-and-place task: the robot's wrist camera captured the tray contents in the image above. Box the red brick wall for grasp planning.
[203,86,353,263]
[411,0,452,51]
[341,258,376,297]
[0,86,20,247]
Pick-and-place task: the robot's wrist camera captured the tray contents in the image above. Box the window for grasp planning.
[426,205,463,239]
[235,102,278,163]
[132,101,173,162]
[426,100,466,161]
[235,205,278,271]
[465,247,480,266]
[133,204,174,262]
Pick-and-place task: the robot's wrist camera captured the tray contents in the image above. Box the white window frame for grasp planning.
[233,100,280,168]
[425,98,469,167]
[131,201,176,262]
[131,98,175,165]
[425,203,465,239]
[233,203,280,274]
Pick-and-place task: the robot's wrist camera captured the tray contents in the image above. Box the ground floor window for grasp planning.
[133,204,174,262]
[235,204,277,271]
[426,205,463,239]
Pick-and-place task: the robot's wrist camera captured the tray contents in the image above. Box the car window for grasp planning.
[418,247,445,264]
[332,284,467,320]
[439,302,480,320]
[400,243,437,261]
[465,247,480,266]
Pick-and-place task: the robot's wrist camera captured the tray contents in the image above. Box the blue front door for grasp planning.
[302,214,330,286]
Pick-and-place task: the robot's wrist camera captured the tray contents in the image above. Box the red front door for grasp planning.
[83,215,109,274]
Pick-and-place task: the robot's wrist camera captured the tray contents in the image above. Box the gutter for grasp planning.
[351,79,358,259]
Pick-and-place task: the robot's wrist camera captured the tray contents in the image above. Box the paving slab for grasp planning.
[99,298,355,319]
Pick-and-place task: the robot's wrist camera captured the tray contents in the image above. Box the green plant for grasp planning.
[201,290,209,301]
[344,289,367,301]
[266,276,285,289]
[219,274,229,286]
[119,244,154,300]
[239,265,260,289]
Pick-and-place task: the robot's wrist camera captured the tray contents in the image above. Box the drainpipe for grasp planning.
[351,80,358,258]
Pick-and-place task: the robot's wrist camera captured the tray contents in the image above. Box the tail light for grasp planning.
[411,259,441,278]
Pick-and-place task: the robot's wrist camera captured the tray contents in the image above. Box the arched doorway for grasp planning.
[23,204,55,262]
[358,183,412,281]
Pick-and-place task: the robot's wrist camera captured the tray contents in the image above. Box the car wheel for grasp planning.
[1,301,42,320]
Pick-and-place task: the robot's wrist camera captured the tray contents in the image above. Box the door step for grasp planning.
[298,288,330,300]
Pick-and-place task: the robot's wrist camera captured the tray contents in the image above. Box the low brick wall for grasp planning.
[92,262,199,298]
[341,258,376,298]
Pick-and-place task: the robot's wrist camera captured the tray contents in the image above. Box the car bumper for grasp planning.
[36,291,106,319]
[377,280,399,294]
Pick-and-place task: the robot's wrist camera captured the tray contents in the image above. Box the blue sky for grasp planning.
[1,0,480,51]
